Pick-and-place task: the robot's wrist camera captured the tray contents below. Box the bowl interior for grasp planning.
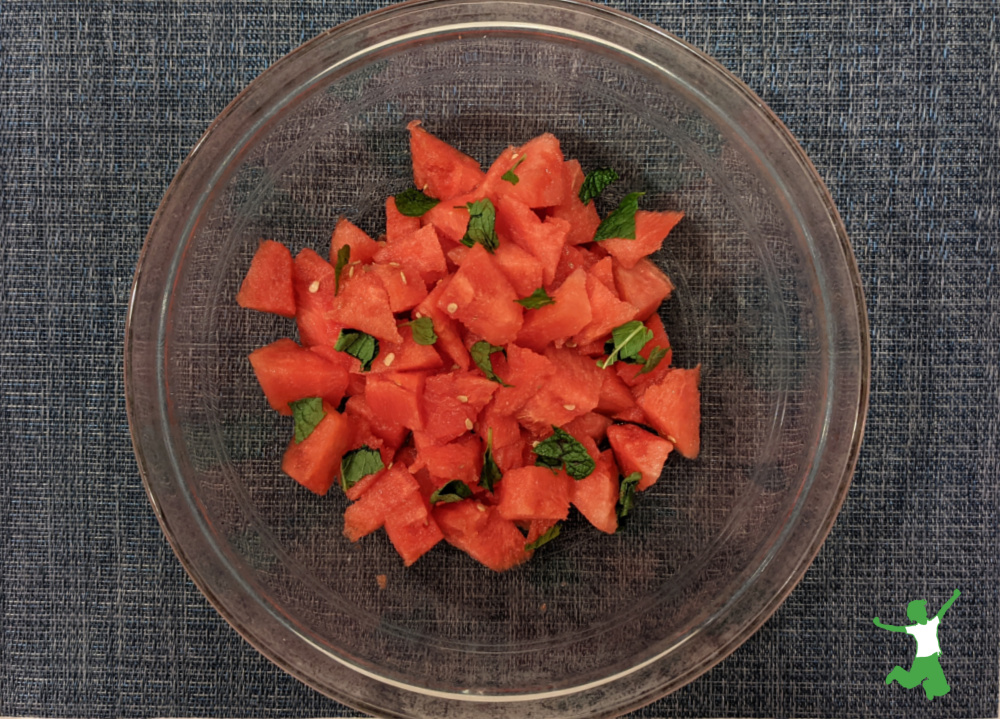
[128,2,866,716]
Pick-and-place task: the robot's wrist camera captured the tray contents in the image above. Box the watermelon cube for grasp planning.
[365,371,428,432]
[434,501,531,572]
[281,402,353,496]
[515,268,592,351]
[547,160,601,245]
[497,465,572,522]
[408,120,485,200]
[570,449,619,534]
[599,210,684,269]
[374,224,448,285]
[607,423,673,491]
[495,194,568,284]
[436,243,523,346]
[386,196,421,243]
[416,279,471,370]
[248,338,349,415]
[324,270,403,344]
[419,370,499,445]
[635,366,701,459]
[484,134,567,208]
[330,216,381,265]
[236,240,296,317]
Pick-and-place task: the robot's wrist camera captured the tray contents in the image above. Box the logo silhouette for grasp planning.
[873,588,960,701]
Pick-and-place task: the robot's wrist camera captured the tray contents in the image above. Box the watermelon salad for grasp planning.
[236,121,700,571]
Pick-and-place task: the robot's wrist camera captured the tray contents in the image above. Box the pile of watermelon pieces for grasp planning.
[236,121,700,571]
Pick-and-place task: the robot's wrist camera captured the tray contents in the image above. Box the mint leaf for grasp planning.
[335,328,379,371]
[593,191,644,242]
[470,340,511,386]
[481,428,502,493]
[579,167,619,204]
[429,479,474,505]
[394,188,439,217]
[515,287,556,310]
[403,316,437,345]
[289,397,325,444]
[334,244,350,296]
[340,446,384,492]
[534,426,595,480]
[501,155,526,185]
[460,198,499,253]
[525,523,561,552]
[599,320,653,369]
[616,471,642,520]
[638,345,670,375]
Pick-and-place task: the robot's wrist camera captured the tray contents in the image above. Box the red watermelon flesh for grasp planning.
[636,366,701,459]
[421,189,482,245]
[248,338,349,415]
[407,120,485,201]
[281,402,353,496]
[416,278,471,370]
[515,268,592,352]
[365,371,428,432]
[292,248,344,347]
[419,370,498,445]
[490,344,555,415]
[386,196,421,243]
[493,240,546,298]
[374,224,447,285]
[436,243,523,347]
[434,501,531,572]
[614,313,673,388]
[484,134,567,208]
[236,240,296,317]
[517,345,603,431]
[600,210,684,269]
[410,435,483,487]
[495,195,568,284]
[607,423,673,491]
[570,449,619,534]
[343,463,423,542]
[323,270,402,344]
[368,262,428,313]
[330,216,381,265]
[384,505,444,567]
[564,412,613,444]
[497,465,571,522]
[572,267,639,346]
[587,256,617,293]
[344,393,408,451]
[550,244,601,289]
[369,323,443,375]
[597,367,639,416]
[613,257,675,321]
[548,160,601,246]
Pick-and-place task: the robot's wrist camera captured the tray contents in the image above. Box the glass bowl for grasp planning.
[124,0,869,716]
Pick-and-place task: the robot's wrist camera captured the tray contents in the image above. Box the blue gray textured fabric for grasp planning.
[1,1,997,717]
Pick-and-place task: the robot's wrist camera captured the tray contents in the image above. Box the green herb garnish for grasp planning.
[638,345,670,375]
[470,340,511,386]
[593,191,644,242]
[402,316,437,345]
[616,471,642,520]
[289,397,325,444]
[481,428,502,493]
[525,523,561,552]
[394,187,440,217]
[340,446,384,492]
[335,328,380,371]
[429,480,474,505]
[534,426,595,480]
[599,320,653,369]
[334,244,350,296]
[515,287,556,310]
[501,155,526,185]
[459,198,499,253]
[578,167,619,204]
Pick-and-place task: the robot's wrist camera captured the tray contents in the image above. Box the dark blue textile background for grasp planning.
[1,1,997,717]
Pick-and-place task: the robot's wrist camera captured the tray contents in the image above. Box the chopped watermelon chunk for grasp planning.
[407,120,485,200]
[344,393,408,451]
[607,423,673,491]
[515,268,592,352]
[248,338,349,415]
[386,196,421,243]
[330,217,381,265]
[419,370,498,445]
[324,271,403,344]
[421,189,482,245]
[410,434,483,486]
[384,505,444,566]
[343,463,423,541]
[548,160,602,245]
[369,323,443,375]
[599,210,684,269]
[416,279,471,370]
[635,366,701,459]
[365,371,428,432]
[491,344,555,415]
[368,262,428,313]
[614,313,673,388]
[434,501,531,572]
[570,449,619,534]
[236,240,296,317]
[493,240,546,298]
[563,412,613,443]
[572,265,639,346]
[292,248,343,347]
[612,257,675,321]
[374,224,447,285]
[437,243,523,346]
[495,194,568,284]
[497,465,572,522]
[281,402,353,496]
[517,346,603,431]
[484,134,567,208]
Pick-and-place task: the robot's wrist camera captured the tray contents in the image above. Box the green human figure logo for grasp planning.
[873,588,960,701]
